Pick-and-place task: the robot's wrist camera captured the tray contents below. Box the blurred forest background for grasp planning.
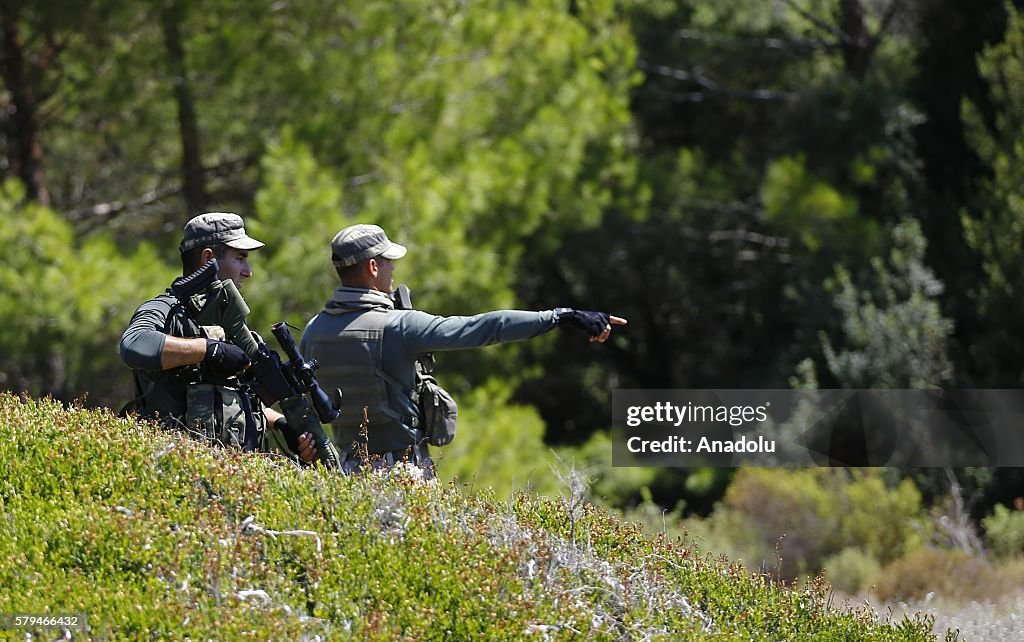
[2,0,1024,598]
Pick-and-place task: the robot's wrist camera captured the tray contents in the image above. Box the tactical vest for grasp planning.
[127,292,265,450]
[309,308,416,452]
[126,294,200,420]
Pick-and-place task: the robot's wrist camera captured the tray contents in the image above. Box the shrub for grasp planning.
[712,468,840,579]
[688,469,928,582]
[823,547,881,595]
[982,503,1024,558]
[839,471,927,564]
[0,393,941,640]
[872,548,1005,603]
[435,381,564,498]
[0,181,173,406]
[561,430,660,507]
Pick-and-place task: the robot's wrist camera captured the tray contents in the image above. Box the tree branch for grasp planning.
[882,0,901,29]
[779,0,846,43]
[638,86,798,103]
[674,28,832,52]
[638,60,799,102]
[873,0,902,45]
[64,182,183,228]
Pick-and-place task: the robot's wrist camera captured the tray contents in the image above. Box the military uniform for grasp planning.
[300,225,560,475]
[119,213,279,451]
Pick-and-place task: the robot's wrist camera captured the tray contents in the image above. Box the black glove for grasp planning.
[204,339,250,378]
[555,308,610,337]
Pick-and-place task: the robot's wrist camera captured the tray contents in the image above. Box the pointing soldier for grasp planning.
[300,223,626,477]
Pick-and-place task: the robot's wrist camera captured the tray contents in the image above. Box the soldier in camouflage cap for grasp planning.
[179,212,266,253]
[178,212,265,289]
[300,223,626,478]
[120,212,317,463]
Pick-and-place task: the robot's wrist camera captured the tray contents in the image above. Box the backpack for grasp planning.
[415,355,457,447]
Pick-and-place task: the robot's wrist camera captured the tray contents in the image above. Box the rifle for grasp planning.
[392,284,413,311]
[267,321,340,425]
[170,260,342,469]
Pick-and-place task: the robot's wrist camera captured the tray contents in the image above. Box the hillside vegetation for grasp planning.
[0,394,946,641]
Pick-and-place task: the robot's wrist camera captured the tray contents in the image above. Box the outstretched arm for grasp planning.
[395,307,628,355]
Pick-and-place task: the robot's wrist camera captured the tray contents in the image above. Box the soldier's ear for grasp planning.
[367,257,380,278]
[200,247,216,263]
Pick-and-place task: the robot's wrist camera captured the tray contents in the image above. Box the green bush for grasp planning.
[560,430,661,507]
[839,471,927,564]
[982,504,1024,558]
[433,380,564,498]
[0,393,942,640]
[684,468,929,581]
[823,547,882,595]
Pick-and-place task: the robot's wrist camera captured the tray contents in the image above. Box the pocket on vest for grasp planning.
[186,383,248,448]
[418,375,458,447]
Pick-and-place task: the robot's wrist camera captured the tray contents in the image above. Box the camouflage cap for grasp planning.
[179,212,265,253]
[331,224,407,267]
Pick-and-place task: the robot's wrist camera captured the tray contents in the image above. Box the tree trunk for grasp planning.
[0,7,50,206]
[161,0,207,215]
[838,0,874,81]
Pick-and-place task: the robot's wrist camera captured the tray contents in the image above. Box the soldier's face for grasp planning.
[372,256,395,292]
[217,248,253,288]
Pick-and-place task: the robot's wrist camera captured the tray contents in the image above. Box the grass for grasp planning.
[0,393,948,641]
[866,593,1024,642]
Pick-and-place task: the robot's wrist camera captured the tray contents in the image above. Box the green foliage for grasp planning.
[8,0,1024,572]
[961,1,1024,383]
[244,132,348,330]
[760,155,862,252]
[822,547,881,595]
[839,473,927,563]
[436,388,660,507]
[2,0,642,423]
[819,218,954,389]
[0,180,173,405]
[686,468,928,581]
[228,0,638,391]
[703,468,840,579]
[983,504,1024,558]
[0,393,941,640]
[568,430,661,507]
[517,145,795,431]
[436,380,564,499]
